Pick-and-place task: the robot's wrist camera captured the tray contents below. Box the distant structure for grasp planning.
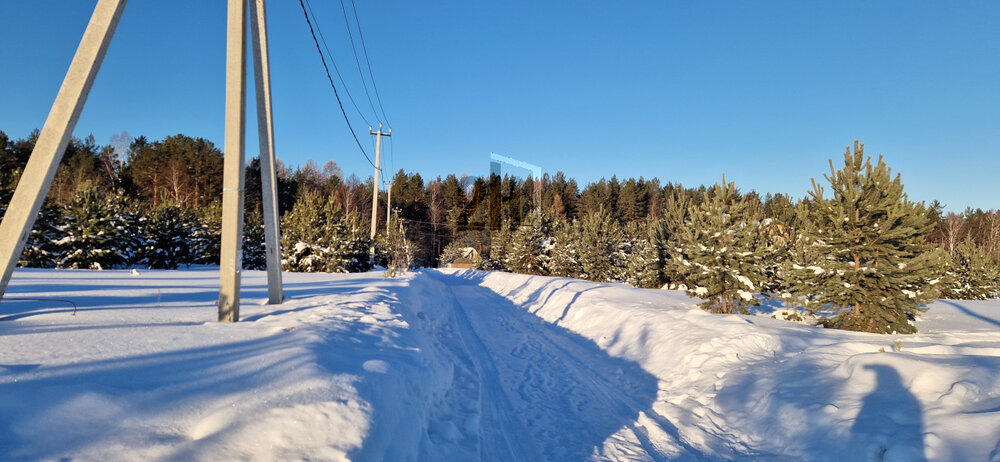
[490,152,541,181]
[445,247,481,269]
[489,152,543,209]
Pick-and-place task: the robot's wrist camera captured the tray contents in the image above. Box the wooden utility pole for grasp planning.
[0,0,127,300]
[368,124,390,259]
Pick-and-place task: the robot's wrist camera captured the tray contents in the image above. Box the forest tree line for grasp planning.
[2,130,998,333]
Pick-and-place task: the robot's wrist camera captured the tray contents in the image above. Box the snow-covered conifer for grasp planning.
[507,208,552,275]
[659,177,768,313]
[242,210,267,270]
[191,201,222,265]
[576,207,624,282]
[377,211,413,277]
[623,221,660,288]
[19,203,63,268]
[480,220,513,271]
[791,141,945,334]
[944,241,999,300]
[281,191,372,273]
[57,187,129,270]
[549,218,583,279]
[141,202,196,269]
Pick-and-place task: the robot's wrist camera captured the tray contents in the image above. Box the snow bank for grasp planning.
[451,269,1000,461]
[1,268,997,461]
[0,269,448,461]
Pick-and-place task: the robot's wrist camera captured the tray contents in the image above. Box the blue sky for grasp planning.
[1,1,998,212]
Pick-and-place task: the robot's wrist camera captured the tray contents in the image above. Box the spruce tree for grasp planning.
[659,177,768,313]
[792,141,945,334]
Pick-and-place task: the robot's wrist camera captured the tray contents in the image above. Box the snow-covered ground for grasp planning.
[1,268,998,461]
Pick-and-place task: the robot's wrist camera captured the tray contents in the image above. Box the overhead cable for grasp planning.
[338,0,382,126]
[303,0,373,125]
[348,0,391,125]
[297,0,377,169]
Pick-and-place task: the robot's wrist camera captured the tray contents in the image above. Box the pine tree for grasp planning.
[377,211,413,277]
[623,221,661,289]
[659,177,768,313]
[191,201,222,265]
[281,192,333,272]
[57,187,130,270]
[112,191,144,267]
[656,187,692,288]
[507,208,552,275]
[281,191,372,273]
[577,207,625,282]
[141,202,196,269]
[792,141,945,334]
[19,202,63,268]
[242,210,267,270]
[549,218,583,279]
[0,167,19,219]
[944,241,999,300]
[774,200,824,319]
[481,219,513,271]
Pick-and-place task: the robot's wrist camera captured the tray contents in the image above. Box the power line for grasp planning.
[303,0,373,125]
[348,0,391,126]
[338,0,382,126]
[297,0,377,169]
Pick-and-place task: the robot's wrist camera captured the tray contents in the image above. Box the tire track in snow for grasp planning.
[438,275,692,461]
[439,281,543,461]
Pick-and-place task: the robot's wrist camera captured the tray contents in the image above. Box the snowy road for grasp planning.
[420,271,697,461]
[2,268,998,460]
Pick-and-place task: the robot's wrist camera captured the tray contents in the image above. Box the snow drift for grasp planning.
[0,268,997,461]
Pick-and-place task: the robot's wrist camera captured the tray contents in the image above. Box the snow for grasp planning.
[1,267,999,461]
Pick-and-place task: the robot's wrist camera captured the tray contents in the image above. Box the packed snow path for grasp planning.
[421,271,697,460]
[1,268,999,460]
